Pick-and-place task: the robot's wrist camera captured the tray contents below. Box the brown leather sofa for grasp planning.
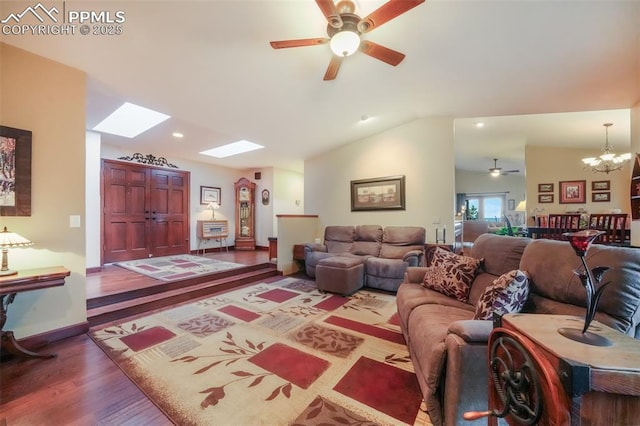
[304,225,425,292]
[397,233,640,426]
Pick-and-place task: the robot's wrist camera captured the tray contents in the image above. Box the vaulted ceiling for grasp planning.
[2,1,639,174]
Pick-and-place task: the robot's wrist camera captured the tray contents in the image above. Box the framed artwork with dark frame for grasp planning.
[200,186,221,205]
[592,192,611,202]
[591,180,610,191]
[559,180,586,204]
[538,183,554,193]
[538,194,554,204]
[0,125,32,216]
[508,199,515,210]
[351,175,405,211]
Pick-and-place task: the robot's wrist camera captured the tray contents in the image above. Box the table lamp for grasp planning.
[0,226,33,276]
[207,202,220,219]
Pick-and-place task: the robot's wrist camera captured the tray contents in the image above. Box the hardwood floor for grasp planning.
[1,250,277,425]
[87,250,271,299]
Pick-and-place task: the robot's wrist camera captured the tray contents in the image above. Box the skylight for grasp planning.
[93,102,170,138]
[200,140,264,158]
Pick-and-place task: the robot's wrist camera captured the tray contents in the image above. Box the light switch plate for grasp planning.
[69,215,81,228]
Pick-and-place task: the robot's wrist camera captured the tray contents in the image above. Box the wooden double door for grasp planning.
[102,159,190,264]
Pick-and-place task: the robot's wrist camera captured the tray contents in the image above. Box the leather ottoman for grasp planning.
[315,256,364,295]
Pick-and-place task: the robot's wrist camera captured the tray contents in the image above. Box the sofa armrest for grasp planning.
[304,243,327,255]
[447,320,493,343]
[405,266,429,284]
[402,249,424,267]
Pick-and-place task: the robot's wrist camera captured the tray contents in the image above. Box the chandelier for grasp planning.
[581,123,631,173]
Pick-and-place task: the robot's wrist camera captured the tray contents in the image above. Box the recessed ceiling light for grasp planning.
[200,140,264,158]
[172,132,184,138]
[93,102,170,138]
[475,122,485,128]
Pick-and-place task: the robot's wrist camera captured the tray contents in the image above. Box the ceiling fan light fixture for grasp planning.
[330,30,360,57]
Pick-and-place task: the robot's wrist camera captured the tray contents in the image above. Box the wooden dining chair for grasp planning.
[588,213,629,245]
[546,214,581,240]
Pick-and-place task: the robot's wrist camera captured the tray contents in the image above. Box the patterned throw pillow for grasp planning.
[422,248,483,302]
[473,270,530,320]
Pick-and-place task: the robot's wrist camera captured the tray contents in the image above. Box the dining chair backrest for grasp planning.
[588,214,629,245]
[546,214,581,240]
[534,215,548,227]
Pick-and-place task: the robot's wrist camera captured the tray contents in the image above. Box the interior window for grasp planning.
[464,194,506,221]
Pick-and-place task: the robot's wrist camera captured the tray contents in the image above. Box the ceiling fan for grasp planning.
[489,158,520,176]
[270,0,425,80]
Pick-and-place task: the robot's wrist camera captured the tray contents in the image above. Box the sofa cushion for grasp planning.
[473,270,530,320]
[366,257,408,292]
[324,226,356,253]
[470,234,530,276]
[350,225,382,256]
[379,226,426,259]
[422,248,483,302]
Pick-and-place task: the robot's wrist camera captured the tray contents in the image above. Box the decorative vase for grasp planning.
[558,230,612,346]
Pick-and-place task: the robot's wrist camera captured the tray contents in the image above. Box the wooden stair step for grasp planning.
[87,267,278,327]
[87,263,274,310]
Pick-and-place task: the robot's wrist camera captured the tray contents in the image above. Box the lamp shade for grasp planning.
[515,201,527,212]
[0,227,33,276]
[330,30,361,57]
[0,227,32,248]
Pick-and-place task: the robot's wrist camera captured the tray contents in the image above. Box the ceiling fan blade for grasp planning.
[357,0,425,33]
[359,41,405,66]
[270,38,329,49]
[504,170,520,173]
[316,0,343,28]
[323,55,343,80]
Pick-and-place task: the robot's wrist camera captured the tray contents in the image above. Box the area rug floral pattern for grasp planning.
[90,277,429,425]
[115,255,244,281]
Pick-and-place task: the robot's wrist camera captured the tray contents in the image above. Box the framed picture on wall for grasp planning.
[591,180,610,191]
[559,180,586,204]
[508,199,515,210]
[351,175,405,211]
[200,186,221,205]
[592,192,611,202]
[538,194,554,203]
[538,183,554,193]
[0,125,32,216]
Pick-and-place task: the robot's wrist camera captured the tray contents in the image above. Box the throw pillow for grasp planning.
[473,270,530,320]
[422,248,483,302]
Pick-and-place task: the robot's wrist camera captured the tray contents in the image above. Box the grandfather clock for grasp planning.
[234,177,256,250]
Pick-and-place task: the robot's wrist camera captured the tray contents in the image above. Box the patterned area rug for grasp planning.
[90,277,430,425]
[115,255,244,282]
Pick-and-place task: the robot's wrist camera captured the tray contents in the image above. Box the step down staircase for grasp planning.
[88,263,278,327]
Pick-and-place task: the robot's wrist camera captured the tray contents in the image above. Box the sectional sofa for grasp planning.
[397,233,640,426]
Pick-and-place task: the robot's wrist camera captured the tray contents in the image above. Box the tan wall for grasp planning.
[0,43,87,337]
[304,117,455,244]
[525,144,631,225]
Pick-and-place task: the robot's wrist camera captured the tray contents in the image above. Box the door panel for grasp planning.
[103,161,151,263]
[149,168,189,257]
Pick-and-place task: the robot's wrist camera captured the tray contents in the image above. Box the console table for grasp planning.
[196,220,229,254]
[0,266,70,359]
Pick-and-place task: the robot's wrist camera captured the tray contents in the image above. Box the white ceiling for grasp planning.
[1,0,639,175]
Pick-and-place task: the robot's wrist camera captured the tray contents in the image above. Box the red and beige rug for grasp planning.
[90,277,430,425]
[115,255,244,281]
